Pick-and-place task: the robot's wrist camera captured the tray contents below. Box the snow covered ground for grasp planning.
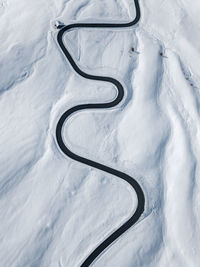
[0,0,200,266]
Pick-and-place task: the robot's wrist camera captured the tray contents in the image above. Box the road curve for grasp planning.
[55,0,145,266]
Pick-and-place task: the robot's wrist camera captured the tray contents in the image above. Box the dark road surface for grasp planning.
[55,0,145,266]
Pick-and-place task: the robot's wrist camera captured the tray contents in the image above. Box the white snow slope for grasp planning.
[0,0,200,266]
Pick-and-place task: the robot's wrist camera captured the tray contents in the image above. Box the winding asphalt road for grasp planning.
[55,0,145,266]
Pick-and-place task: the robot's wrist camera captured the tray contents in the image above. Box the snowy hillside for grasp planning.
[0,0,200,266]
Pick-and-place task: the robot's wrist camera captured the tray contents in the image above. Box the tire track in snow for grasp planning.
[55,0,145,265]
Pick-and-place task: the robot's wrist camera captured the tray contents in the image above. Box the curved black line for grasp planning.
[55,0,145,266]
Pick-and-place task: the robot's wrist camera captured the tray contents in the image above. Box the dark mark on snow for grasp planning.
[55,0,145,266]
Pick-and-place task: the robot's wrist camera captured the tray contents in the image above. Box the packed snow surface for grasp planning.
[0,0,200,266]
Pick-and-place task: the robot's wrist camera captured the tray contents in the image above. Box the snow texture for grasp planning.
[0,0,200,266]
